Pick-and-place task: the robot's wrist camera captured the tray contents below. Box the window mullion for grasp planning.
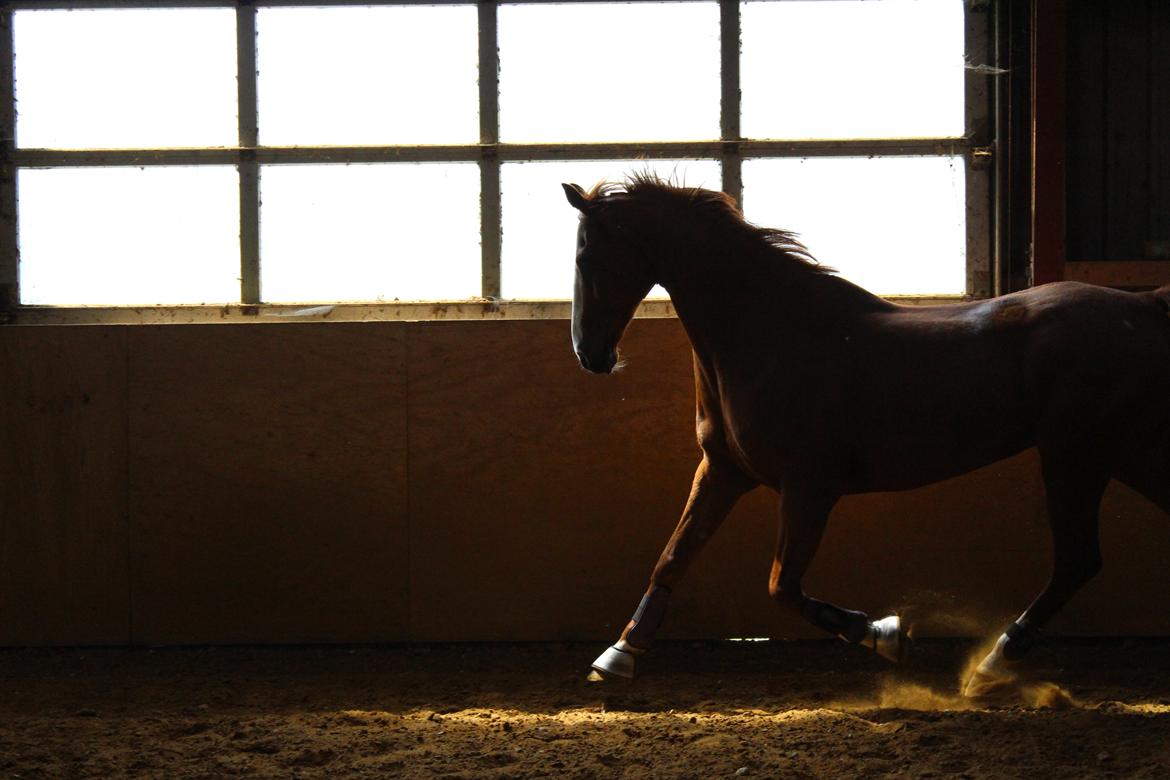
[478,0,501,300]
[1,6,16,314]
[237,1,260,305]
[965,0,993,298]
[719,0,741,209]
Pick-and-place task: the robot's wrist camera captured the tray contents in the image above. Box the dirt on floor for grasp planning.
[1,638,1169,779]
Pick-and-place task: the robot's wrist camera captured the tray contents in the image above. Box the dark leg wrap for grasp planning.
[1002,619,1039,661]
[624,585,671,649]
[801,597,870,644]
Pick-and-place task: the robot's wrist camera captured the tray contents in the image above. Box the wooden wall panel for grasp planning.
[406,318,704,641]
[126,323,410,644]
[0,326,129,645]
[1065,479,1170,635]
[1,319,1168,645]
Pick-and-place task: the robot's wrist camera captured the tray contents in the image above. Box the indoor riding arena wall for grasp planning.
[2,318,1168,647]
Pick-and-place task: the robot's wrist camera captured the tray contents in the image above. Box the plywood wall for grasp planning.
[2,320,1168,646]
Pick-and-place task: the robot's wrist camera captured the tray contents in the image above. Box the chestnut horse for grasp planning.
[563,174,1170,696]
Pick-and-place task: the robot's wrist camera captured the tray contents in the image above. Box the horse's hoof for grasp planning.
[868,614,909,664]
[590,640,642,679]
[963,634,1018,698]
[963,667,1018,699]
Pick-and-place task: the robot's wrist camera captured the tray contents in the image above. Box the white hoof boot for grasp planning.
[866,614,908,663]
[590,640,644,679]
[963,634,1018,698]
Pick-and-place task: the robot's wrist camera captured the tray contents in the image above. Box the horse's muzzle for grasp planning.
[576,348,618,374]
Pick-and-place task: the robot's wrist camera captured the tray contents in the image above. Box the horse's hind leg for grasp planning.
[590,457,751,679]
[767,480,907,663]
[965,453,1109,696]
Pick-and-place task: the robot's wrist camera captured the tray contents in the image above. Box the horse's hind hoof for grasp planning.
[963,634,1018,699]
[590,641,643,679]
[962,667,1018,700]
[868,614,910,664]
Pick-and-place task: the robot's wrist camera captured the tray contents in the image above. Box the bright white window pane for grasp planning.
[741,0,964,140]
[501,159,721,300]
[260,164,480,303]
[499,2,720,143]
[742,157,966,295]
[19,167,240,305]
[14,9,237,149]
[257,7,478,146]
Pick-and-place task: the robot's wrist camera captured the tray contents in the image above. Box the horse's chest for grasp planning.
[713,383,837,484]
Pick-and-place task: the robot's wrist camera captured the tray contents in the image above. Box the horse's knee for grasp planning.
[651,556,682,586]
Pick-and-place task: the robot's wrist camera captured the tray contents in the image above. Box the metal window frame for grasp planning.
[0,0,992,324]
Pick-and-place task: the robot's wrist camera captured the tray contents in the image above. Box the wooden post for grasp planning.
[0,6,16,315]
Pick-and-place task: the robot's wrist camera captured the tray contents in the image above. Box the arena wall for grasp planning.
[2,318,1167,646]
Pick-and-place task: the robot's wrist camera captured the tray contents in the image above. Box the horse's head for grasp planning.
[562,182,656,374]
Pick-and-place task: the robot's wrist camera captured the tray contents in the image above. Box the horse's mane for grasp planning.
[582,172,833,275]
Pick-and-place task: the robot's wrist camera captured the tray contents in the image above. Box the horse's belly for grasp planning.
[845,434,1035,494]
[722,393,1037,495]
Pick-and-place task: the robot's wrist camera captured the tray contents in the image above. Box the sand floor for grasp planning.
[2,639,1170,779]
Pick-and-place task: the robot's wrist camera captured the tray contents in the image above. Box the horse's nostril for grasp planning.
[576,350,592,371]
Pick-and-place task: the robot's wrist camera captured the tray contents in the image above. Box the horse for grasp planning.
[562,173,1170,697]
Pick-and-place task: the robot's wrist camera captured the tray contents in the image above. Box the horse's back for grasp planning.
[832,281,1170,490]
[1006,281,1170,452]
[1014,281,1170,365]
[933,281,1170,367]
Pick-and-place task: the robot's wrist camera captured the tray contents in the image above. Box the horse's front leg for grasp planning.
[768,480,908,662]
[591,457,750,679]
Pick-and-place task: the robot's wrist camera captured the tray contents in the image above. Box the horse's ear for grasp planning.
[562,182,591,212]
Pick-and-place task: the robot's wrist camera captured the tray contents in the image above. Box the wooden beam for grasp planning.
[1064,260,1170,290]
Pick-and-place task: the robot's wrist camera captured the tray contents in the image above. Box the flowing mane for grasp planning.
[581,172,834,275]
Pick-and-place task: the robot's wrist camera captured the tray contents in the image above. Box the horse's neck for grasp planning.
[661,245,888,371]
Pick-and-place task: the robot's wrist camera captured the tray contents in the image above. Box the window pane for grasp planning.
[14,9,237,149]
[19,167,240,305]
[260,164,480,303]
[742,157,966,295]
[499,2,720,143]
[501,159,721,300]
[257,7,479,146]
[741,0,964,140]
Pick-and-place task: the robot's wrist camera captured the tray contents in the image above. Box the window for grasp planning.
[1,0,990,318]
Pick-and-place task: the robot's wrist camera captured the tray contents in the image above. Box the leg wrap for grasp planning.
[1001,619,1039,661]
[800,596,870,644]
[624,585,671,649]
